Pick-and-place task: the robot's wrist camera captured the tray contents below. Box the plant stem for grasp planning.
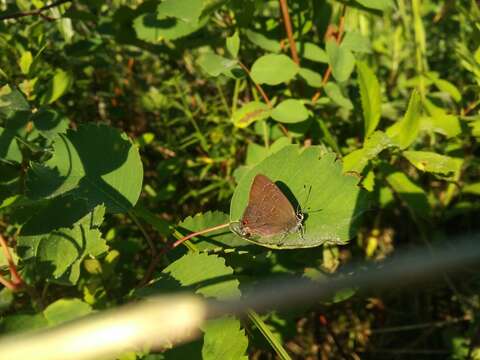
[279,0,300,65]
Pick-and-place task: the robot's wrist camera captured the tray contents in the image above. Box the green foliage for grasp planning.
[356,61,381,137]
[0,0,479,358]
[250,54,299,85]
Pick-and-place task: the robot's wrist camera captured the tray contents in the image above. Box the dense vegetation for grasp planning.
[0,0,479,358]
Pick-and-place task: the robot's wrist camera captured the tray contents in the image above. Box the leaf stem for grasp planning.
[311,5,346,104]
[238,61,272,108]
[170,223,231,249]
[0,234,23,291]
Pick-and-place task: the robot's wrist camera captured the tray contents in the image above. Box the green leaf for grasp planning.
[297,42,328,63]
[343,131,394,173]
[232,101,271,128]
[357,61,382,137]
[245,137,292,168]
[422,98,461,138]
[226,31,240,58]
[271,99,309,124]
[355,0,395,11]
[250,54,299,85]
[41,69,73,105]
[428,74,461,102]
[133,12,205,42]
[381,163,431,219]
[43,298,92,326]
[324,82,353,109]
[157,0,204,23]
[18,51,33,75]
[177,211,249,251]
[150,252,246,360]
[0,85,30,120]
[18,202,108,285]
[202,316,248,360]
[342,32,371,53]
[31,109,69,140]
[298,68,323,88]
[162,252,241,299]
[26,124,143,213]
[402,151,461,175]
[326,41,355,83]
[197,53,239,77]
[0,127,22,163]
[244,30,281,53]
[386,90,422,149]
[230,145,369,248]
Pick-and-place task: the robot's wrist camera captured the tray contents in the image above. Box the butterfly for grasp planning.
[230,174,304,240]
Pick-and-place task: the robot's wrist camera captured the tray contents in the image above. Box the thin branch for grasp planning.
[279,0,300,65]
[0,234,23,291]
[170,223,230,249]
[311,5,347,104]
[0,0,72,21]
[238,61,272,108]
[138,223,231,287]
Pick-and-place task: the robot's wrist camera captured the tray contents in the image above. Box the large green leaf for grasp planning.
[152,253,247,359]
[386,90,422,149]
[357,61,381,137]
[27,124,143,213]
[250,54,298,85]
[230,145,369,248]
[162,252,240,299]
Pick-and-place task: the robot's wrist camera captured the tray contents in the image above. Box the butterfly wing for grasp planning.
[241,174,298,237]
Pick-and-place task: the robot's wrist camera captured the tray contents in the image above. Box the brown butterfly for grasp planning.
[231,174,304,239]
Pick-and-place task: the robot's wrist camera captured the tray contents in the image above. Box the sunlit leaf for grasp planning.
[251,54,298,85]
